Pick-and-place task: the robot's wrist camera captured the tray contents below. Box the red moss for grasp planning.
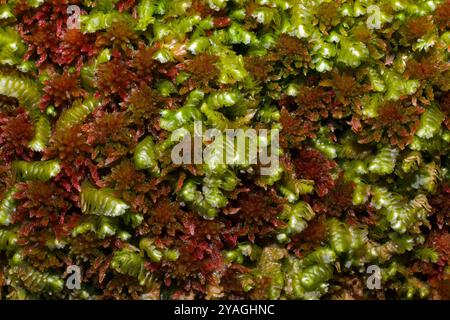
[244,55,274,83]
[102,275,148,300]
[274,35,309,58]
[131,43,160,81]
[0,108,34,162]
[438,91,450,130]
[405,53,449,80]
[82,110,138,165]
[271,35,311,73]
[190,0,216,17]
[402,16,434,42]
[430,276,450,300]
[430,185,450,230]
[294,85,333,121]
[47,124,92,162]
[127,83,167,126]
[228,187,284,242]
[352,24,373,43]
[279,106,318,148]
[316,1,339,30]
[18,1,83,66]
[166,219,225,284]
[45,124,99,193]
[0,163,14,196]
[433,0,450,31]
[13,181,76,240]
[183,54,219,91]
[40,71,86,110]
[104,159,153,214]
[96,21,139,54]
[144,198,184,237]
[20,22,59,66]
[96,59,137,99]
[275,83,336,150]
[69,233,118,259]
[68,235,121,288]
[154,209,227,291]
[287,214,328,256]
[12,0,31,16]
[83,111,133,145]
[425,231,450,265]
[56,29,96,66]
[136,198,233,291]
[356,101,424,149]
[105,159,148,192]
[312,173,355,216]
[118,0,137,12]
[320,70,366,118]
[213,17,232,28]
[293,148,336,197]
[221,264,251,298]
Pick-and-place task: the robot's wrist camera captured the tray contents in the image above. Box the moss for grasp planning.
[0,0,448,300]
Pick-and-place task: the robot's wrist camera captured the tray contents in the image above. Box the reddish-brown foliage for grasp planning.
[96,21,139,53]
[279,106,318,148]
[405,53,449,80]
[145,198,184,237]
[228,187,284,242]
[356,101,424,149]
[288,215,328,256]
[127,83,167,127]
[147,208,228,292]
[57,29,96,66]
[293,148,337,197]
[131,43,160,81]
[426,231,450,265]
[312,173,355,216]
[433,0,450,31]
[118,0,137,12]
[190,0,216,17]
[0,163,14,196]
[271,35,311,73]
[104,160,153,214]
[430,185,450,229]
[96,59,137,99]
[81,110,138,165]
[0,108,34,161]
[402,16,434,42]
[183,54,219,91]
[316,1,339,30]
[273,35,310,59]
[17,1,83,66]
[320,70,366,118]
[438,91,450,130]
[294,86,333,121]
[13,181,76,240]
[41,71,87,110]
[47,124,92,162]
[244,55,274,82]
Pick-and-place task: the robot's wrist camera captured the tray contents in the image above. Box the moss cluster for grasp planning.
[0,0,449,300]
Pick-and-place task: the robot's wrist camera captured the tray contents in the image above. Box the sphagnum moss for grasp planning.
[0,0,449,300]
